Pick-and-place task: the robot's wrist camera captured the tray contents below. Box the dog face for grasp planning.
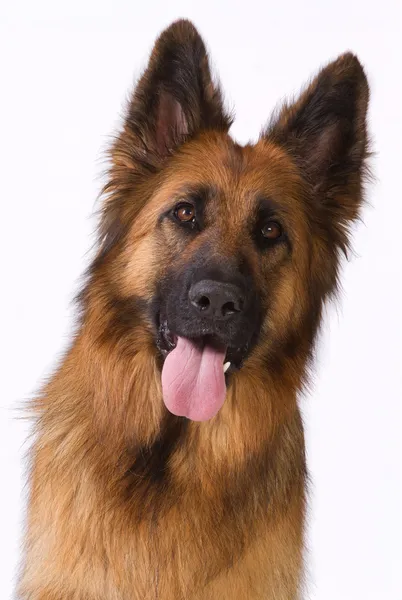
[149,139,305,368]
[88,20,368,421]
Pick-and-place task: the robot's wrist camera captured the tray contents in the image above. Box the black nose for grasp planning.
[189,279,244,320]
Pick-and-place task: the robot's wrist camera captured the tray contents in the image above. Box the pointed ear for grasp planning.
[95,21,231,268]
[120,19,232,166]
[265,53,370,231]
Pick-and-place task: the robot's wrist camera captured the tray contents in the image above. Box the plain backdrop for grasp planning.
[1,1,401,599]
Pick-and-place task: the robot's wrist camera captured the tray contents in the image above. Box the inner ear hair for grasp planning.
[120,19,232,164]
[264,52,369,193]
[155,91,189,155]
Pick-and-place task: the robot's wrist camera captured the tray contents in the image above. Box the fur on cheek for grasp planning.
[19,18,369,600]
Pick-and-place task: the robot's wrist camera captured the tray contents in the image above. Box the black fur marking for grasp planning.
[95,294,150,348]
[107,295,149,332]
[91,217,130,273]
[124,415,189,490]
[153,245,264,368]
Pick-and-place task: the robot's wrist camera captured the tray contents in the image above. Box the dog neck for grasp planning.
[63,319,306,478]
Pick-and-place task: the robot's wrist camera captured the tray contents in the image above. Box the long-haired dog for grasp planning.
[19,19,370,600]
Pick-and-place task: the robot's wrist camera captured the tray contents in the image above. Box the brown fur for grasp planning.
[18,20,370,600]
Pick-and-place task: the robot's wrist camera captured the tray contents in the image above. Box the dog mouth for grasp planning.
[156,316,247,374]
[155,315,249,422]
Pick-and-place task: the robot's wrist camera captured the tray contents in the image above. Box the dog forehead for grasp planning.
[161,133,303,213]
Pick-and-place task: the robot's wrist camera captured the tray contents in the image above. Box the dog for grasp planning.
[18,19,370,600]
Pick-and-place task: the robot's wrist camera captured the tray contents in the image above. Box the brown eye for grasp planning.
[261,221,282,241]
[174,203,196,223]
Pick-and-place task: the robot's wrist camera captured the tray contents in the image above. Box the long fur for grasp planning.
[18,20,370,600]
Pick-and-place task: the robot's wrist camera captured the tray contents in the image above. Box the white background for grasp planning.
[1,2,401,599]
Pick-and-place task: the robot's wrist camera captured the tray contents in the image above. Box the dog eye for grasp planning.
[174,203,196,224]
[261,221,282,241]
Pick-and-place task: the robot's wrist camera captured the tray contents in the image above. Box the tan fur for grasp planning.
[20,334,306,599]
[18,19,369,600]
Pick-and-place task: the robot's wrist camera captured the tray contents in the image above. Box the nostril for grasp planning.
[197,296,210,311]
[221,300,242,316]
[189,280,245,319]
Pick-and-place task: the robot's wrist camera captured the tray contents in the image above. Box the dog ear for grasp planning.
[118,19,232,167]
[95,20,231,269]
[265,53,370,243]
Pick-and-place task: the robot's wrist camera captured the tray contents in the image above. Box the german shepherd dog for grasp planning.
[19,19,370,600]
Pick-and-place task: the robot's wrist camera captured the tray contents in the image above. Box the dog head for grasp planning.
[87,20,369,421]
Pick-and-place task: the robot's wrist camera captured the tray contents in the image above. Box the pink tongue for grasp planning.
[161,337,227,421]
